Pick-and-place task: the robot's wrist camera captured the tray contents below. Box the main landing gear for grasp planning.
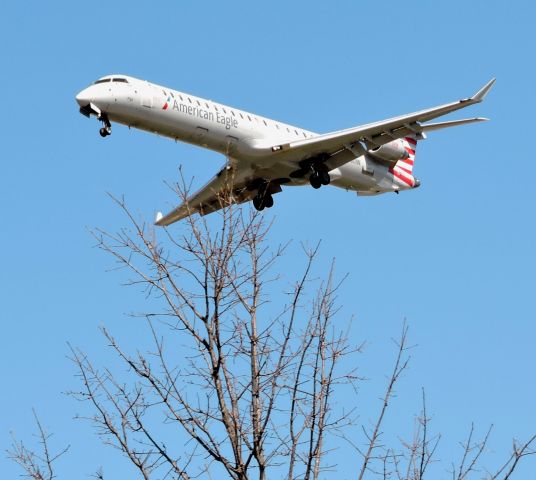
[252,185,274,211]
[289,155,331,189]
[99,115,112,137]
[309,168,330,189]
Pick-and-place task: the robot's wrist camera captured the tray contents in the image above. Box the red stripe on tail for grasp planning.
[389,166,414,186]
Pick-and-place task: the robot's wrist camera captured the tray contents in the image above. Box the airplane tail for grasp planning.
[390,116,490,188]
[390,136,420,187]
[398,136,417,173]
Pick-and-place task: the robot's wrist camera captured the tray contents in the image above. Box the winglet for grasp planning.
[471,78,496,102]
[155,211,164,226]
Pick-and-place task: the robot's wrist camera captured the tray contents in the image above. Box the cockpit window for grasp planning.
[94,79,111,84]
[112,78,129,83]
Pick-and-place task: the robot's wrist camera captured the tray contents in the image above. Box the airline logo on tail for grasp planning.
[390,137,417,187]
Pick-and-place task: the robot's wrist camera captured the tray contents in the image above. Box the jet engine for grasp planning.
[369,139,409,163]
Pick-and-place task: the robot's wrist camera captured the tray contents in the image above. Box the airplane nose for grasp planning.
[75,88,91,106]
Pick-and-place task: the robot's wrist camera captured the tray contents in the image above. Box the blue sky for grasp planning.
[1,0,535,478]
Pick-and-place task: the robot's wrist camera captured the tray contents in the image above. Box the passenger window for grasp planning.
[196,100,201,106]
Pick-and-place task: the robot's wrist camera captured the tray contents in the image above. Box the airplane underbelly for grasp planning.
[332,162,375,190]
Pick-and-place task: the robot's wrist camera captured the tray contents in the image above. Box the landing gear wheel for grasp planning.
[253,195,265,211]
[253,190,274,211]
[309,172,322,189]
[320,170,330,186]
[99,115,112,138]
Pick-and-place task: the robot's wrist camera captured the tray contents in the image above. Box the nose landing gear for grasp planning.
[99,127,111,137]
[98,115,112,137]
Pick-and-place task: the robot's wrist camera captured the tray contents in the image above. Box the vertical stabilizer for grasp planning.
[389,136,421,187]
[398,137,417,174]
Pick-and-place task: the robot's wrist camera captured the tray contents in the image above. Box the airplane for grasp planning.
[75,75,495,226]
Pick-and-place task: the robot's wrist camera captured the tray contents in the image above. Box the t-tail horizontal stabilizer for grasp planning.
[421,117,489,132]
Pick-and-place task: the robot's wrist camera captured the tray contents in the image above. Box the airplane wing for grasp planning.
[156,79,494,226]
[270,78,495,171]
[155,162,281,226]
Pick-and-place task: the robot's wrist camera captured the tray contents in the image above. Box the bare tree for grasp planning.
[65,191,359,480]
[7,188,536,479]
[7,410,69,480]
[350,341,536,480]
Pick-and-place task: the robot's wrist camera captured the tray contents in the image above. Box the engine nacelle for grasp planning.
[369,139,409,163]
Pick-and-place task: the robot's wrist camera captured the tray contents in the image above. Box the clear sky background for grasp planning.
[1,1,535,478]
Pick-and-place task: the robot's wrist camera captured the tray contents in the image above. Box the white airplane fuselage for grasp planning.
[75,75,417,197]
